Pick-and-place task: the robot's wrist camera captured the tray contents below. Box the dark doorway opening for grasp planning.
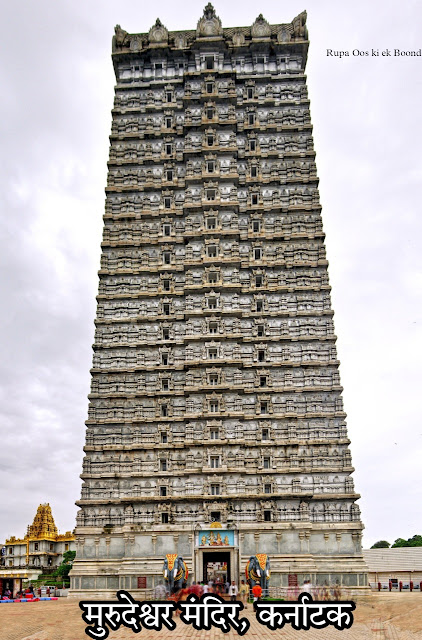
[203,551,230,588]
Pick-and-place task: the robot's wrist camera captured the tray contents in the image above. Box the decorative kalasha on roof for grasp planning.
[5,504,75,544]
[111,5,308,54]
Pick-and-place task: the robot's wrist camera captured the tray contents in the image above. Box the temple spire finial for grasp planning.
[204,3,216,18]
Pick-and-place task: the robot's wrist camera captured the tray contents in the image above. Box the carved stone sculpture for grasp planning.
[163,554,189,593]
[232,30,245,46]
[251,14,271,38]
[245,554,271,593]
[292,11,308,39]
[113,24,130,50]
[174,33,188,49]
[196,3,223,37]
[149,18,169,44]
[277,27,291,43]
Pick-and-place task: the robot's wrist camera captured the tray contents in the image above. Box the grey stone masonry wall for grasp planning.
[70,5,367,597]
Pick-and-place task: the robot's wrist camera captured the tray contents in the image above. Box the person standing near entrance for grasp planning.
[229,580,238,601]
[252,583,262,602]
[239,580,248,608]
[302,579,313,595]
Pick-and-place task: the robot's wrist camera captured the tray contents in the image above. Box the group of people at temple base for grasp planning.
[154,578,343,607]
[154,579,252,609]
[1,586,38,600]
[287,581,342,601]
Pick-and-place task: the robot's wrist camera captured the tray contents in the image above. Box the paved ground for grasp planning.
[0,593,421,640]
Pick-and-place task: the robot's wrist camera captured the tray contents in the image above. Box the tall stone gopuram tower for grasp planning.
[71,5,367,597]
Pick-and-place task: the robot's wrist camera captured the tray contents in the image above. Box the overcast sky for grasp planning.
[1,0,421,550]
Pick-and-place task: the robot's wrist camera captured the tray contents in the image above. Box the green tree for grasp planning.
[391,535,422,548]
[371,540,390,549]
[62,550,76,564]
[392,538,408,547]
[57,550,76,577]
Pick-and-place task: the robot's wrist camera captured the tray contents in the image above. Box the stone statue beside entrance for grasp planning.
[245,554,271,594]
[162,554,188,593]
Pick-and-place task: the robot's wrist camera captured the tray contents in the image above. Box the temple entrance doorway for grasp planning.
[203,551,230,588]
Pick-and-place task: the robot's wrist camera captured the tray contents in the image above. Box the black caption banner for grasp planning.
[80,590,355,638]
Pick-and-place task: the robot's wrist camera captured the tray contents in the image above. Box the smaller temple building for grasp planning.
[0,504,75,597]
[363,548,422,589]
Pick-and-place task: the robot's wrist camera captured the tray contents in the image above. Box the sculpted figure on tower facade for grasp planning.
[292,11,308,40]
[113,24,130,51]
